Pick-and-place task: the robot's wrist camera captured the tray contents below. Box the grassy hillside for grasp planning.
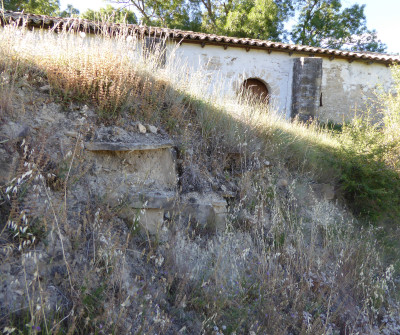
[1,22,400,334]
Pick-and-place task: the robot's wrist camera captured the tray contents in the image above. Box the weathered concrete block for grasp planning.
[86,144,177,191]
[137,208,164,235]
[118,205,166,236]
[291,57,323,121]
[180,192,228,231]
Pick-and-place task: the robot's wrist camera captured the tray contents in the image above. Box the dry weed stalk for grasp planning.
[1,17,400,335]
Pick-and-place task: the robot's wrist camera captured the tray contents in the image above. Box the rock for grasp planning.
[0,121,29,140]
[129,191,176,210]
[179,192,228,231]
[79,105,95,117]
[146,124,158,134]
[320,183,335,200]
[1,72,10,84]
[84,141,174,152]
[17,78,30,89]
[0,123,25,185]
[264,160,271,167]
[137,209,164,235]
[69,102,80,111]
[277,179,288,187]
[39,84,51,92]
[138,123,147,134]
[222,191,236,199]
[65,131,78,138]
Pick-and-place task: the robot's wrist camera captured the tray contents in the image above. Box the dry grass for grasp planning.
[1,20,400,334]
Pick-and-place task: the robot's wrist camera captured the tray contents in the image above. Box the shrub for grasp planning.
[337,114,400,219]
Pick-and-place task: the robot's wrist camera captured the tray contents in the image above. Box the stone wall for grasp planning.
[318,57,393,123]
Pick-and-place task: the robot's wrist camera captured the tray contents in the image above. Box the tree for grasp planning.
[111,0,201,30]
[109,0,387,52]
[290,0,386,52]
[221,0,284,41]
[3,0,60,16]
[59,4,80,18]
[111,0,287,39]
[81,5,137,24]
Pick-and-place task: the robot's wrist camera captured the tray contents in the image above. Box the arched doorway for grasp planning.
[241,78,269,103]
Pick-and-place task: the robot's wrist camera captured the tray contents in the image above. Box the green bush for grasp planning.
[337,114,400,220]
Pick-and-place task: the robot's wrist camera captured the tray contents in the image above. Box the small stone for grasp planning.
[221,184,227,192]
[277,179,288,187]
[146,124,158,134]
[69,102,80,111]
[137,123,146,134]
[80,105,90,116]
[264,160,271,167]
[0,122,29,140]
[65,131,78,138]
[39,84,51,92]
[15,289,24,296]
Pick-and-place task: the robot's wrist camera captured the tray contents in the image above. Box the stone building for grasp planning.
[2,10,400,123]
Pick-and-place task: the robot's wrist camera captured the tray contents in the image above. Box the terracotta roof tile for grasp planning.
[2,10,399,64]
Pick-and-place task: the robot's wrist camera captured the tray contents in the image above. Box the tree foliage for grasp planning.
[109,0,201,30]
[3,0,60,15]
[59,4,80,18]
[109,0,386,51]
[222,0,283,41]
[81,5,137,24]
[3,0,387,52]
[290,0,386,52]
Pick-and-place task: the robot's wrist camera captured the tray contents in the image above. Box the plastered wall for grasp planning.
[171,43,295,118]
[169,42,395,123]
[318,58,393,123]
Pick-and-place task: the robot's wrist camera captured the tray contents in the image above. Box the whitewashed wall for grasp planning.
[168,42,395,123]
[170,43,295,119]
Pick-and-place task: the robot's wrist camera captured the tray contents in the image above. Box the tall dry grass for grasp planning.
[1,19,400,334]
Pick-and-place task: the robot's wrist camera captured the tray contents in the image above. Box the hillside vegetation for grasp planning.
[1,22,400,334]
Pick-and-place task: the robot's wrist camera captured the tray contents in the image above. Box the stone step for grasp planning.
[84,126,228,236]
[86,141,177,191]
[178,192,228,231]
[117,190,177,236]
[116,190,228,235]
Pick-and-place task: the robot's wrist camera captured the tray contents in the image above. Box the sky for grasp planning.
[352,0,400,54]
[59,0,400,54]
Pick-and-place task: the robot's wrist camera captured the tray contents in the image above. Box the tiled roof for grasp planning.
[2,10,399,64]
